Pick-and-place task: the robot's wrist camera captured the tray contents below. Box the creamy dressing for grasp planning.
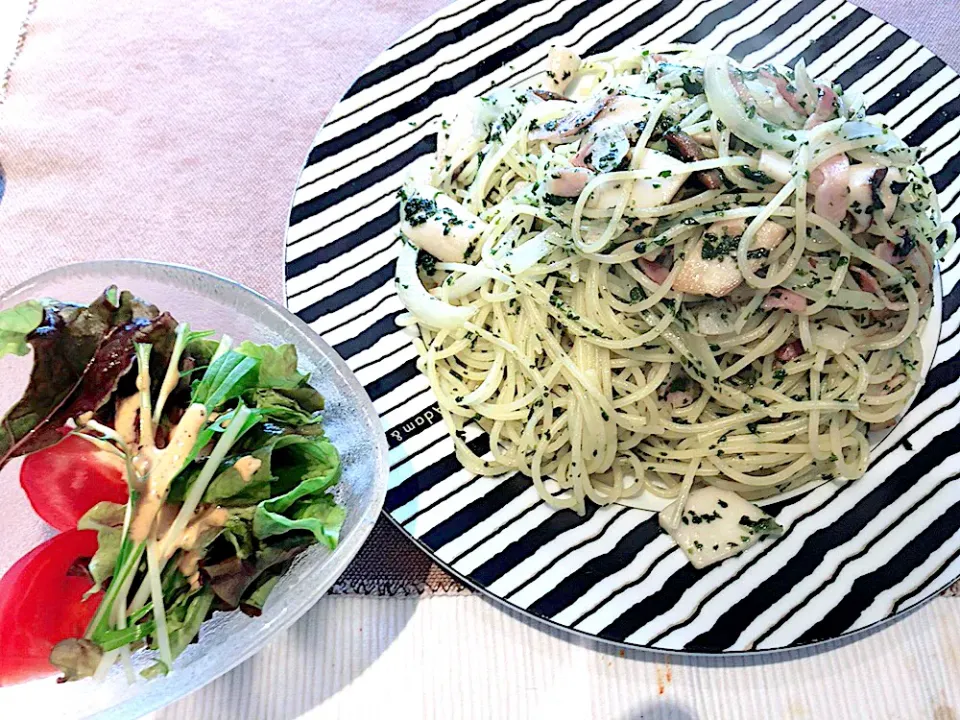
[169,505,229,555]
[177,551,203,590]
[165,505,230,588]
[114,394,141,445]
[154,352,182,420]
[173,506,229,587]
[129,403,208,543]
[233,456,261,483]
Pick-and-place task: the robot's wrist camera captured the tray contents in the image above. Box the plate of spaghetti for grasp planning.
[285,0,960,652]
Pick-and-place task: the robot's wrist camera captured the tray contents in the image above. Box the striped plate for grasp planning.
[284,0,960,652]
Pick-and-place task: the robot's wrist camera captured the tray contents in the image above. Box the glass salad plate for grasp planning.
[0,261,388,719]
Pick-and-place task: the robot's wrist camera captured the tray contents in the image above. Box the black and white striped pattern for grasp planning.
[284,0,960,652]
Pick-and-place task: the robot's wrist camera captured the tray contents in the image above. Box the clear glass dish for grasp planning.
[0,261,388,719]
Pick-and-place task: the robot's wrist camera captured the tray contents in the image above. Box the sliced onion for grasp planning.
[793,59,819,112]
[703,55,807,154]
[849,142,916,168]
[758,150,793,184]
[812,325,852,354]
[395,241,475,330]
[496,227,559,275]
[841,121,883,141]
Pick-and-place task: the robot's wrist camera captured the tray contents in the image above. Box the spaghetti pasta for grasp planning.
[394,45,950,516]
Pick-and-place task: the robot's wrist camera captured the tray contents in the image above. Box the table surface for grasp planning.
[2,1,960,718]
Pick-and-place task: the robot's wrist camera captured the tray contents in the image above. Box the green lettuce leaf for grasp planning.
[0,300,44,358]
[240,572,281,616]
[142,587,216,679]
[273,387,324,414]
[191,350,261,411]
[166,588,215,656]
[89,528,122,594]
[77,501,128,593]
[77,501,127,530]
[254,494,344,550]
[173,432,338,507]
[246,388,323,427]
[222,508,256,559]
[252,436,342,548]
[236,341,307,389]
[172,434,282,507]
[203,535,308,608]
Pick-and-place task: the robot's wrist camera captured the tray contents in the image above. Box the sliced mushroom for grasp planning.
[435,99,482,172]
[587,149,690,211]
[592,95,653,139]
[573,96,652,170]
[544,167,595,198]
[542,46,581,93]
[673,219,788,297]
[529,95,609,143]
[530,88,573,103]
[696,299,738,334]
[586,124,630,173]
[689,131,714,147]
[399,183,488,262]
[848,165,903,233]
[664,131,722,189]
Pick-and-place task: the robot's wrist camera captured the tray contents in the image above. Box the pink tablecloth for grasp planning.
[0,0,448,299]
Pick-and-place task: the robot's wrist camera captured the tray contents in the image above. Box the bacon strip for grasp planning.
[850,267,881,294]
[571,140,595,169]
[761,70,806,114]
[729,69,755,106]
[805,84,838,129]
[852,266,910,311]
[874,241,898,266]
[775,339,804,362]
[638,258,670,285]
[529,96,609,142]
[762,288,807,313]
[544,167,594,197]
[667,390,694,408]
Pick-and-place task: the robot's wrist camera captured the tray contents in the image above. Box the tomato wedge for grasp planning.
[20,435,128,532]
[0,529,103,686]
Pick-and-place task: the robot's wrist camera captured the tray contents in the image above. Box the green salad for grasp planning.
[0,287,344,681]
